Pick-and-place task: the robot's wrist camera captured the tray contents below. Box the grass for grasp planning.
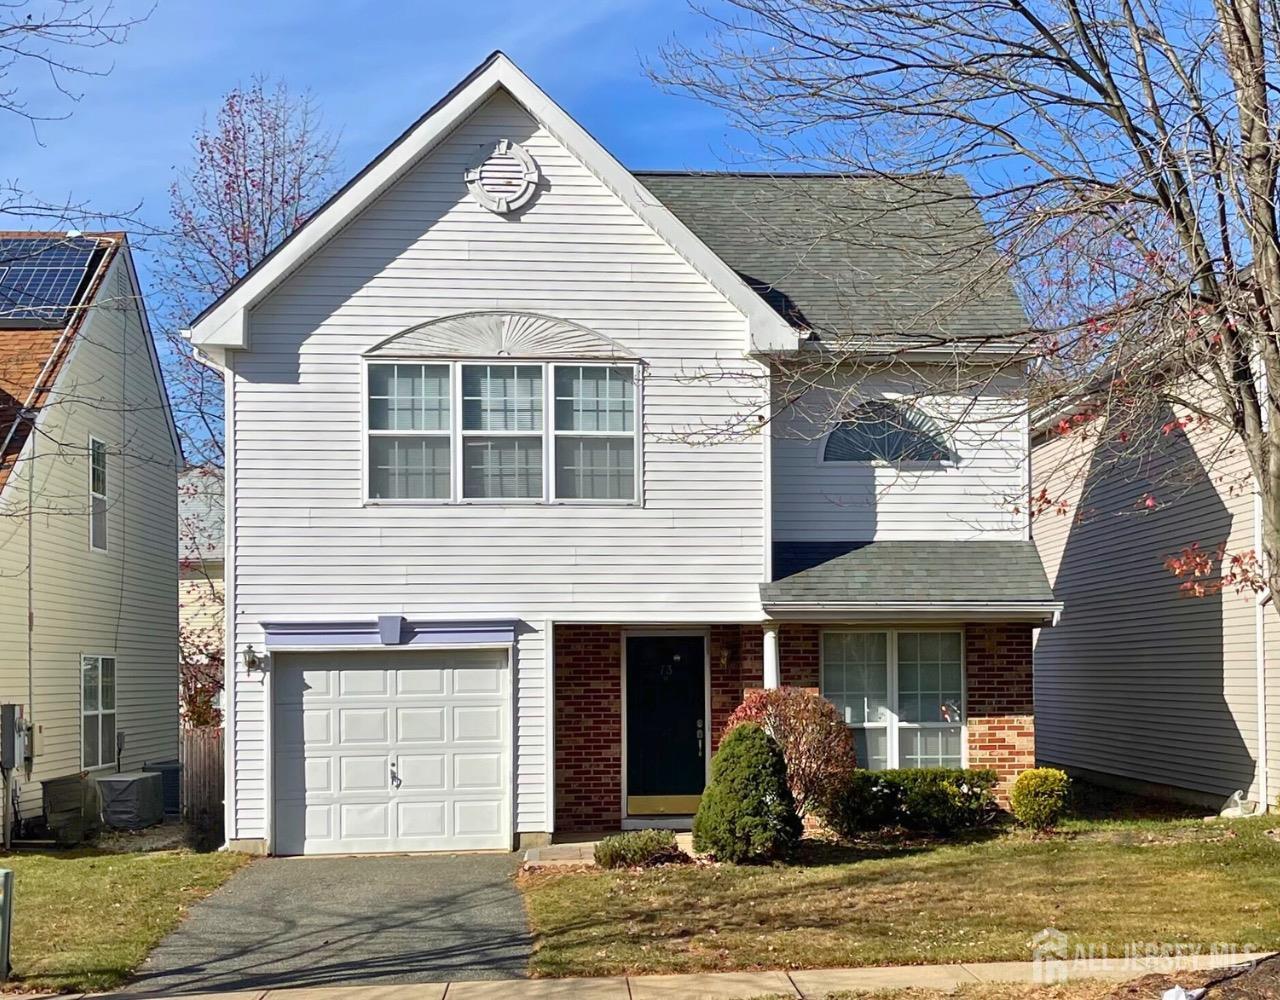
[5,847,251,992]
[520,798,1280,978]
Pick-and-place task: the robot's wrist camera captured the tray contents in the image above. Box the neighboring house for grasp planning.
[186,53,1060,856]
[1033,398,1276,812]
[179,466,225,719]
[0,233,182,821]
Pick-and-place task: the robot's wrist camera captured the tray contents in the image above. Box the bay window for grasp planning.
[821,629,964,770]
[367,360,639,503]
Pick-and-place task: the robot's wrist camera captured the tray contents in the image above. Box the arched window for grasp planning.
[822,400,955,465]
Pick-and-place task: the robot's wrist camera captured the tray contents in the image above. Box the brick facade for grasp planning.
[553,620,1036,831]
[964,622,1036,798]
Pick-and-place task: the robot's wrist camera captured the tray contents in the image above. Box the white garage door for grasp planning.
[272,649,510,855]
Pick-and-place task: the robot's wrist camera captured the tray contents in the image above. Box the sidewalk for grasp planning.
[94,951,1271,1000]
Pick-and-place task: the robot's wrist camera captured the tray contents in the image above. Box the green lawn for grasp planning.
[520,813,1280,978]
[5,847,251,992]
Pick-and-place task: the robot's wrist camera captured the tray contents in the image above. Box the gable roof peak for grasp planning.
[184,52,798,355]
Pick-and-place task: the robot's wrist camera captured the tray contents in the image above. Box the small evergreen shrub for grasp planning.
[820,767,998,837]
[593,828,684,868]
[724,687,857,816]
[693,723,801,863]
[893,767,998,834]
[1010,768,1072,830]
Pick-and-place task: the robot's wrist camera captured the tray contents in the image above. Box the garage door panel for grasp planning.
[339,755,390,792]
[454,666,503,695]
[339,708,389,744]
[397,670,445,696]
[305,756,333,792]
[272,650,510,855]
[340,802,390,839]
[397,706,445,742]
[455,800,503,838]
[454,705,502,742]
[398,801,447,838]
[339,669,390,697]
[455,753,502,790]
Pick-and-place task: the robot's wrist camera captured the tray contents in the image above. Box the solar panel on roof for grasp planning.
[0,236,102,325]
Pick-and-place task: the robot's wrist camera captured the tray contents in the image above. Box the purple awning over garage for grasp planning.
[261,617,519,650]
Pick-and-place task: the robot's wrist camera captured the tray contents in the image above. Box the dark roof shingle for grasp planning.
[637,173,1027,347]
[764,539,1058,610]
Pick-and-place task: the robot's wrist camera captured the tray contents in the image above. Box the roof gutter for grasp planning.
[762,599,1063,624]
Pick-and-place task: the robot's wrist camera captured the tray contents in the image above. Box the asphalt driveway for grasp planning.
[122,853,531,994]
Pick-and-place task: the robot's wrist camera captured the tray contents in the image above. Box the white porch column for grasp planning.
[762,622,781,689]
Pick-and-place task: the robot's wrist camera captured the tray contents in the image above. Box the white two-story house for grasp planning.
[186,53,1059,856]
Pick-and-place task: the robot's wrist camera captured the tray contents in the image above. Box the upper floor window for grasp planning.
[89,437,108,551]
[822,400,955,465]
[367,361,638,504]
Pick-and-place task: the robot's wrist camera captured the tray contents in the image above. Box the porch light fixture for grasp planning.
[243,645,262,672]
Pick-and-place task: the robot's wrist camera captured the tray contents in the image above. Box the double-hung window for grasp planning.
[366,360,639,503]
[368,364,451,500]
[89,437,107,551]
[821,629,964,770]
[81,654,116,768]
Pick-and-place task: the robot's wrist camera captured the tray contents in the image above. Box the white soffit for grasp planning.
[183,52,799,353]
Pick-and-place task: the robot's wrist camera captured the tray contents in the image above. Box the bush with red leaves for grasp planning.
[724,687,857,816]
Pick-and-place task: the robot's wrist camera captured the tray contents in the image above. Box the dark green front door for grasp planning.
[625,634,707,815]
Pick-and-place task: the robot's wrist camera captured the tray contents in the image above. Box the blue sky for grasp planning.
[6,0,753,294]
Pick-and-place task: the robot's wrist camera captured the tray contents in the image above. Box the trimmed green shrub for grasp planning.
[593,828,684,869]
[820,767,998,838]
[1010,768,1072,830]
[723,687,857,816]
[693,723,801,863]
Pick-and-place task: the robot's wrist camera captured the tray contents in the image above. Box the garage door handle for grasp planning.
[390,764,403,789]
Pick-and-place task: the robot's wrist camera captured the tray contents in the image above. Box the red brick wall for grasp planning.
[554,625,623,832]
[965,622,1036,797]
[553,621,1037,830]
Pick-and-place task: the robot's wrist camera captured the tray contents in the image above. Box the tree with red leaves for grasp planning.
[159,75,339,467]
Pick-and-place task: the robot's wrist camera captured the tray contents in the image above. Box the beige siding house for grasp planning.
[0,234,182,820]
[1032,400,1275,811]
[179,467,225,642]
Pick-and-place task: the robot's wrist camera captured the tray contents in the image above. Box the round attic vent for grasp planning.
[465,139,540,214]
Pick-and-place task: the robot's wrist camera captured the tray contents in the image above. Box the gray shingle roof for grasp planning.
[763,540,1057,608]
[636,173,1027,347]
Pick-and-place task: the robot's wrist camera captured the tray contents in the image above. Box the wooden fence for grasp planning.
[180,726,224,834]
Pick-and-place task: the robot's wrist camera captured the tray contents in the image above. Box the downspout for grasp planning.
[1256,361,1271,813]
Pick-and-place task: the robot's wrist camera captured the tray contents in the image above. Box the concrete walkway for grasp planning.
[108,952,1270,1000]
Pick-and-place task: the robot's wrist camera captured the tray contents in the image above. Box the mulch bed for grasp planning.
[1109,954,1280,998]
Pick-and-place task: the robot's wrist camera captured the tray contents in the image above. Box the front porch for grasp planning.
[552,621,1036,833]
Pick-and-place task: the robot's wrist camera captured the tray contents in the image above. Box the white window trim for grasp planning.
[88,435,108,552]
[819,627,968,770]
[80,653,118,771]
[362,357,642,506]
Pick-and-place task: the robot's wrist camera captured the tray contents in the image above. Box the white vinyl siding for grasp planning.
[821,629,964,770]
[773,369,1027,542]
[0,256,179,816]
[1032,395,1263,805]
[228,90,766,839]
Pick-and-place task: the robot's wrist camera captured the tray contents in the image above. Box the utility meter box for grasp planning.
[0,706,27,772]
